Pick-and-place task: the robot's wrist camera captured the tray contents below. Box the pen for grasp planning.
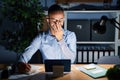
[22,56,32,75]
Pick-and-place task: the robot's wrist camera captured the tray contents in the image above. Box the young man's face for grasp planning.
[47,11,64,29]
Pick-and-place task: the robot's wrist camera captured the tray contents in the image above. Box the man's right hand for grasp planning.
[17,62,31,74]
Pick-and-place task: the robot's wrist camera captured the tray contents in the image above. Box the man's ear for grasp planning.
[46,15,49,23]
[41,15,49,31]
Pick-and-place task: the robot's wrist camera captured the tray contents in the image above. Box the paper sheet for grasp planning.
[9,65,42,79]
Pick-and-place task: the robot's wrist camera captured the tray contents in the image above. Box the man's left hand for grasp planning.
[50,21,63,41]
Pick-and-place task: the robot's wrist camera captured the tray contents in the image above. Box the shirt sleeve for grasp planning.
[58,32,76,64]
[18,34,42,63]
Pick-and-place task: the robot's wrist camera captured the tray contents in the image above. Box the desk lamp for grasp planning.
[93,15,120,79]
[92,15,120,34]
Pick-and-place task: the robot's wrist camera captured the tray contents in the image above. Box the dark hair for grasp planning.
[48,4,64,15]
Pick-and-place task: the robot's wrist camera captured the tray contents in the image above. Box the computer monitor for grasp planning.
[44,59,71,72]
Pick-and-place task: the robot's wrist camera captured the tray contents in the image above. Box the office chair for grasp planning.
[97,56,120,64]
[0,45,17,64]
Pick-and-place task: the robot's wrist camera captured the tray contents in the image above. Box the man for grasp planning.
[17,4,76,73]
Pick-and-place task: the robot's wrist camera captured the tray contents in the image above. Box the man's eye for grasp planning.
[51,20,56,22]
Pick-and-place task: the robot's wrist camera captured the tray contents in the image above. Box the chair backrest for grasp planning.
[97,56,120,64]
[28,50,43,64]
[0,45,17,64]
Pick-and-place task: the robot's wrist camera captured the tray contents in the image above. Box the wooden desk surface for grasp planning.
[21,64,113,80]
[1,64,114,80]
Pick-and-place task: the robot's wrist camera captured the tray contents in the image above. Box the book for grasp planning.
[76,64,107,78]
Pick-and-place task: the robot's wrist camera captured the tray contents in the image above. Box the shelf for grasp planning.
[65,10,119,64]
[76,42,115,44]
[66,10,120,13]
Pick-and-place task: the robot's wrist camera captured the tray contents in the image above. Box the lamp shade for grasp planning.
[92,21,106,34]
[92,16,108,34]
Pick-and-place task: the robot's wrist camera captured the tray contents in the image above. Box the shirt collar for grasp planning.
[48,28,65,36]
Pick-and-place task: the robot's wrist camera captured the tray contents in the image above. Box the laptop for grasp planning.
[44,59,71,73]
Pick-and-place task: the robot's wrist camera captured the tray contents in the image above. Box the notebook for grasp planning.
[76,64,107,78]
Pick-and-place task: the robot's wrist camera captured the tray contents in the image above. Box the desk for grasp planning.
[4,64,114,80]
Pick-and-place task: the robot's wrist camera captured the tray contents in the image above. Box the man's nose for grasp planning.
[54,20,60,24]
[56,20,61,23]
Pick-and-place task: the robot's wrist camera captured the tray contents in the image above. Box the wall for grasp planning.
[0,0,119,64]
[40,0,118,8]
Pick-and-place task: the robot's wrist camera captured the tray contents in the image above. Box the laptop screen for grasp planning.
[44,59,71,72]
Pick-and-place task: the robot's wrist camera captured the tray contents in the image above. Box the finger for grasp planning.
[55,22,59,31]
[52,22,57,31]
[51,25,55,32]
[51,22,55,27]
[54,22,60,32]
[58,22,61,31]
[57,22,62,31]
[26,64,31,69]
[27,64,31,68]
[24,64,31,72]
[18,62,30,73]
[25,68,31,72]
[50,23,55,31]
[50,25,56,36]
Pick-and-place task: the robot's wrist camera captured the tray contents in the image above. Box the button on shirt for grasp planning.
[19,29,76,63]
